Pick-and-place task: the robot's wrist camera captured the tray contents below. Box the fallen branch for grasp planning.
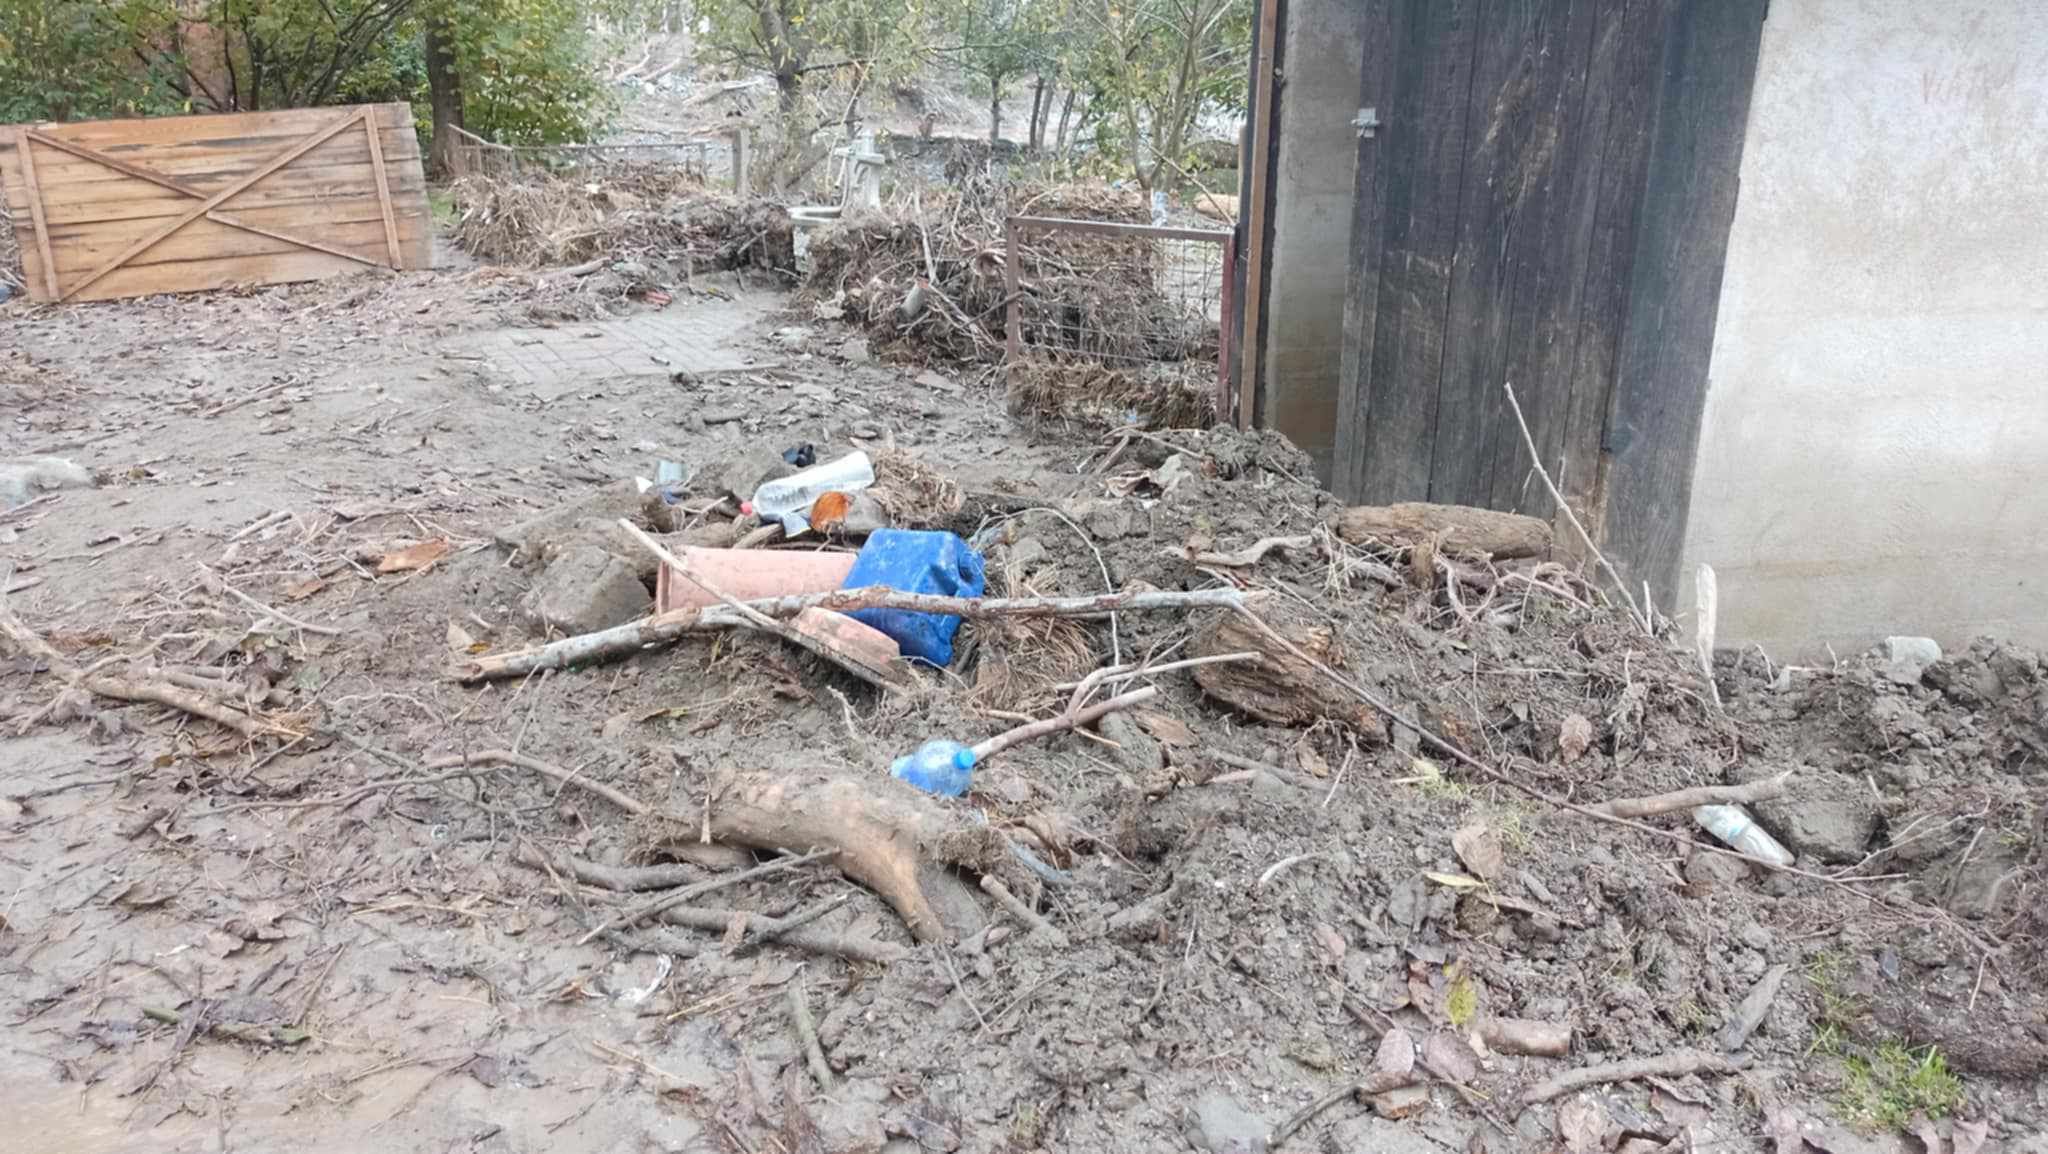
[790,983,836,1092]
[422,748,652,818]
[979,876,1069,946]
[1479,1017,1571,1058]
[1522,1050,1746,1105]
[575,848,838,945]
[1052,651,1258,691]
[1167,534,1312,568]
[1502,381,1649,631]
[618,520,900,691]
[0,599,283,739]
[455,586,1250,681]
[1329,502,1550,560]
[971,686,1158,762]
[1586,771,1792,819]
[211,575,342,636]
[653,905,908,965]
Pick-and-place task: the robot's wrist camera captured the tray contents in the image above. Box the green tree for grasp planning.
[1079,0,1249,188]
[433,0,613,146]
[0,0,179,122]
[950,0,1047,145]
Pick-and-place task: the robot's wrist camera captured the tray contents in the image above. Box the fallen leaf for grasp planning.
[1359,1026,1416,1093]
[721,911,750,953]
[1452,824,1505,881]
[1422,1031,1479,1084]
[1559,713,1595,763]
[1296,736,1330,778]
[446,622,476,651]
[1311,922,1346,967]
[283,577,325,601]
[1424,871,1485,890]
[375,538,451,573]
[1135,710,1195,748]
[109,880,174,909]
[1557,1095,1609,1154]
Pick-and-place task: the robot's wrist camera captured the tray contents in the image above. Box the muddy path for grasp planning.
[3,269,2044,1154]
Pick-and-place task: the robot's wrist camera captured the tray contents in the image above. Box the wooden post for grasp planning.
[362,106,403,268]
[1236,0,1281,431]
[1004,215,1023,362]
[13,129,59,300]
[1219,231,1236,423]
[731,126,751,196]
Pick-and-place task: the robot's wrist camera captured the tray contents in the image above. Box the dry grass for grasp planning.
[448,164,793,273]
[1004,360,1216,430]
[870,447,966,528]
[967,552,1095,712]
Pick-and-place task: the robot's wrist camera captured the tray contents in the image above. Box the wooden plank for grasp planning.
[1010,215,1228,244]
[66,250,383,303]
[1556,0,1671,525]
[362,106,403,267]
[9,103,417,152]
[32,166,427,224]
[1482,0,1602,514]
[47,216,414,270]
[21,131,420,191]
[60,107,367,301]
[1332,0,1403,502]
[1601,0,1766,605]
[1353,0,1484,503]
[1236,0,1280,429]
[12,128,59,300]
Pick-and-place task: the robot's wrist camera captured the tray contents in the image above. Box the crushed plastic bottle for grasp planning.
[1693,804,1793,867]
[890,739,977,797]
[751,450,874,534]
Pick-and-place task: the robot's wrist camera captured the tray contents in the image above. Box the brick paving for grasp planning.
[442,299,761,391]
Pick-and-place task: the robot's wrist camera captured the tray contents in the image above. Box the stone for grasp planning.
[1368,1085,1431,1120]
[708,445,795,501]
[1882,636,1943,686]
[1324,1115,1443,1154]
[0,456,95,510]
[523,545,649,635]
[699,407,746,425]
[1181,1091,1269,1154]
[1752,791,1879,864]
[1100,711,1165,773]
[1083,501,1135,541]
[1684,850,1753,889]
[1359,1026,1416,1093]
[839,336,872,364]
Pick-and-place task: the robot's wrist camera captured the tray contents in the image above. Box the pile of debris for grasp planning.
[448,163,795,278]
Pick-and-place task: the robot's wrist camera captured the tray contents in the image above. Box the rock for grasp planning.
[839,336,872,364]
[0,456,95,509]
[1753,793,1879,865]
[708,445,794,501]
[771,325,814,347]
[496,478,645,559]
[1181,1091,1269,1154]
[699,407,746,426]
[1684,850,1753,889]
[1882,636,1943,686]
[523,545,649,635]
[1368,1085,1431,1120]
[1323,1115,1444,1154]
[1100,711,1165,773]
[1360,1026,1417,1093]
[1083,501,1135,542]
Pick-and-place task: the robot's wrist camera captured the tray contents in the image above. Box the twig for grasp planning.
[1166,535,1313,569]
[1502,382,1650,632]
[227,509,293,543]
[213,576,343,636]
[1586,771,1792,819]
[575,849,838,945]
[789,982,836,1092]
[1267,1083,1357,1150]
[1051,651,1258,691]
[651,906,908,965]
[1522,1050,1747,1105]
[940,948,992,1034]
[978,876,1069,947]
[421,748,652,818]
[1257,853,1323,889]
[971,686,1158,762]
[455,587,1250,681]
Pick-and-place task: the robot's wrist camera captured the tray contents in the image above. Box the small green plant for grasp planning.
[1838,1042,1964,1132]
[1805,950,1862,1042]
[1672,997,1710,1037]
[1444,968,1479,1028]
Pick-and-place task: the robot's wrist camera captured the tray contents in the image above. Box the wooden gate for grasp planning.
[1333,0,1766,602]
[1,103,430,303]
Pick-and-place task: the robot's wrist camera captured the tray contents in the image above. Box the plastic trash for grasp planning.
[842,528,986,665]
[782,443,817,468]
[653,460,691,505]
[891,739,976,797]
[1693,804,1793,867]
[751,450,874,534]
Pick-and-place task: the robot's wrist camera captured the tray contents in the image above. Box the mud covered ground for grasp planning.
[2,268,2045,1154]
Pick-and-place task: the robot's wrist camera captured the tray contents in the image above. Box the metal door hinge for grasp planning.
[1353,107,1379,139]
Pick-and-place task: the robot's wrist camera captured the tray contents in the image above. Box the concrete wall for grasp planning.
[1259,0,1362,481]
[1683,0,2048,657]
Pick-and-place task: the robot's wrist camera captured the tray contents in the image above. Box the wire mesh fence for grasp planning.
[1004,214,1234,425]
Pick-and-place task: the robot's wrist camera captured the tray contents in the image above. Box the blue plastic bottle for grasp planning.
[842,529,986,665]
[891,740,977,797]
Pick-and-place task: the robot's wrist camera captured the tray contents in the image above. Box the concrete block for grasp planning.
[524,545,649,635]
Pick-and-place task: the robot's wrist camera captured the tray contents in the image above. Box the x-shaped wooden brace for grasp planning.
[16,106,404,302]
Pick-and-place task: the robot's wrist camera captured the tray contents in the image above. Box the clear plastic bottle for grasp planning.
[890,739,977,797]
[1693,804,1794,866]
[750,451,875,535]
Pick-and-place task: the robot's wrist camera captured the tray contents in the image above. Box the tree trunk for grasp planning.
[425,15,465,178]
[1055,88,1077,155]
[1028,77,1049,150]
[987,75,1005,146]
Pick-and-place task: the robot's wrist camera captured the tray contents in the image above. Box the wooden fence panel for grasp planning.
[0,102,430,303]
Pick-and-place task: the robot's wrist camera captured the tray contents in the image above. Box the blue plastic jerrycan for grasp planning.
[841,529,986,665]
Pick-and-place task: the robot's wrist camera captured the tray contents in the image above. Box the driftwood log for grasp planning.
[1189,606,1388,741]
[1329,502,1551,560]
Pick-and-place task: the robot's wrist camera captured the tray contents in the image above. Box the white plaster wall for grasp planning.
[1683,0,2048,657]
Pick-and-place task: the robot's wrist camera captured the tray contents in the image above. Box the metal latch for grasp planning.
[1353,107,1379,139]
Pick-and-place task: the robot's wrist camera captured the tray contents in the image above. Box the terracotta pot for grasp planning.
[655,546,856,613]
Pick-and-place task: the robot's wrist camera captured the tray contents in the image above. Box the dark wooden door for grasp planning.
[1333,0,1765,604]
